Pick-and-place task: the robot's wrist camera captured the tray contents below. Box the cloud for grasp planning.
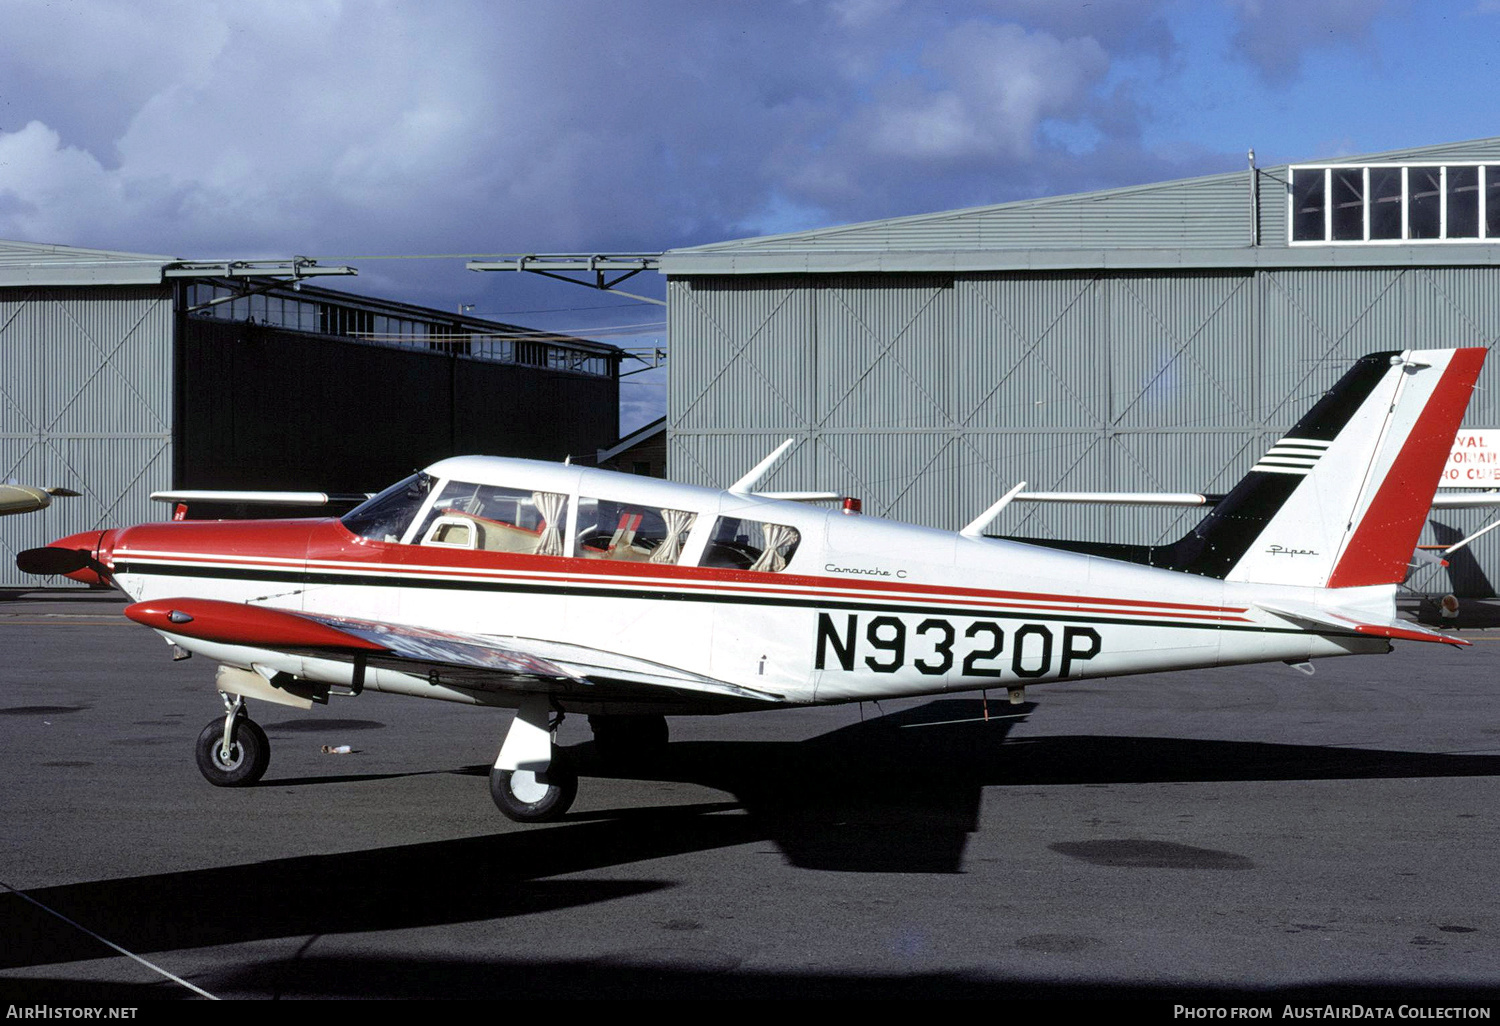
[0,1,1203,257]
[0,0,232,163]
[771,14,1172,223]
[0,120,147,246]
[869,22,1110,163]
[0,0,1436,435]
[1227,0,1391,79]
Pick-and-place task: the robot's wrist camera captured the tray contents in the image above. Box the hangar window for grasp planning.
[574,497,697,564]
[1330,168,1365,241]
[1290,168,1326,242]
[1369,167,1403,239]
[471,336,515,362]
[1486,167,1500,238]
[183,282,614,376]
[1408,166,1442,239]
[413,481,570,556]
[1449,165,1480,238]
[700,517,801,573]
[1289,162,1500,244]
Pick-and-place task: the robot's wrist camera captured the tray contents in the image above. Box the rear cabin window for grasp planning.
[700,517,801,572]
[341,472,434,543]
[413,481,570,556]
[575,497,697,564]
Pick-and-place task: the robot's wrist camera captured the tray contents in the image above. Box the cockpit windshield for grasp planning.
[341,472,434,542]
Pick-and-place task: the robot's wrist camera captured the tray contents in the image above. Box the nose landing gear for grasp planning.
[194,692,270,787]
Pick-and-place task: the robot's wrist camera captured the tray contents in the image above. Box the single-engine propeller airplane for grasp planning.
[15,347,1489,822]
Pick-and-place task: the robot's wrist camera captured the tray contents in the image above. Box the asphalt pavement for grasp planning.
[2,588,1499,1005]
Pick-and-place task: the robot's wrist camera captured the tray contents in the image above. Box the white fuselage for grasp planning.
[106,457,1390,713]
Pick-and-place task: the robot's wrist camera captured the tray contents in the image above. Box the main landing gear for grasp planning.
[490,695,577,822]
[194,693,270,787]
[487,704,676,822]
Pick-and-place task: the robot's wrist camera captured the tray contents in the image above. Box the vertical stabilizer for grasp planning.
[1190,348,1486,588]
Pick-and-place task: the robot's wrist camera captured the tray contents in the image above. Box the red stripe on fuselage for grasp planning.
[119,554,1253,622]
[110,518,1251,622]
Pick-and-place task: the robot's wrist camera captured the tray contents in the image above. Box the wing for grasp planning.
[150,489,372,507]
[125,598,785,706]
[1014,490,1222,507]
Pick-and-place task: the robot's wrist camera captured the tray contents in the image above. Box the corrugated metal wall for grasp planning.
[0,285,173,587]
[669,268,1500,596]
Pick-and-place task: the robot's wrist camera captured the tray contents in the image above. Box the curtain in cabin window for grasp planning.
[531,491,567,556]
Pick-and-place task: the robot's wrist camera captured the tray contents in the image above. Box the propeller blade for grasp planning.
[15,546,94,575]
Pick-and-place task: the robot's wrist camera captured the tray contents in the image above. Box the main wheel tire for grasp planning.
[194,716,270,787]
[588,714,669,765]
[490,753,577,822]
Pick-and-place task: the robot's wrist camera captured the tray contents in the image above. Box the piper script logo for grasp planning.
[1266,545,1318,557]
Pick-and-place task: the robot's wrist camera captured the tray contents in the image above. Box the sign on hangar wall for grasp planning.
[1442,430,1500,487]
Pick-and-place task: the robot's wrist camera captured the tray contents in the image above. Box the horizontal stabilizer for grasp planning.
[1257,600,1469,647]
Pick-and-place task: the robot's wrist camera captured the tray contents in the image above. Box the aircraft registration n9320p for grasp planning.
[15,348,1488,822]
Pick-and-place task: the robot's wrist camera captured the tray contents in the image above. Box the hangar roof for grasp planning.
[0,239,178,285]
[0,238,356,287]
[659,135,1500,275]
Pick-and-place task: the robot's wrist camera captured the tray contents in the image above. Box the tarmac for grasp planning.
[2,587,1499,1004]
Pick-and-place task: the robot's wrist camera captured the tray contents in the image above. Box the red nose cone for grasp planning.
[46,529,116,585]
[49,530,105,551]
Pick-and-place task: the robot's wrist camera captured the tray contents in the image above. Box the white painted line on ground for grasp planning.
[0,878,219,1000]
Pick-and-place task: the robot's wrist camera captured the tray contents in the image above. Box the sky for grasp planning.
[1,0,1498,432]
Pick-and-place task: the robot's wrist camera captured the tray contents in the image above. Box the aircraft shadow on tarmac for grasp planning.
[569,697,1500,873]
[5,698,1500,980]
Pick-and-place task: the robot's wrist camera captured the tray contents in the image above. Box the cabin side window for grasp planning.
[574,497,698,564]
[699,517,801,572]
[341,472,434,543]
[412,480,570,556]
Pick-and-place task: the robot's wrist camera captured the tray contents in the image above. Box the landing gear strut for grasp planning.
[194,692,270,787]
[490,696,577,822]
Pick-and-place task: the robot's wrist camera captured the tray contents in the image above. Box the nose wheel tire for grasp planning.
[194,716,270,787]
[490,754,577,822]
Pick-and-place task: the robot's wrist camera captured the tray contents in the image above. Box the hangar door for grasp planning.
[0,285,173,587]
[667,271,1259,545]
